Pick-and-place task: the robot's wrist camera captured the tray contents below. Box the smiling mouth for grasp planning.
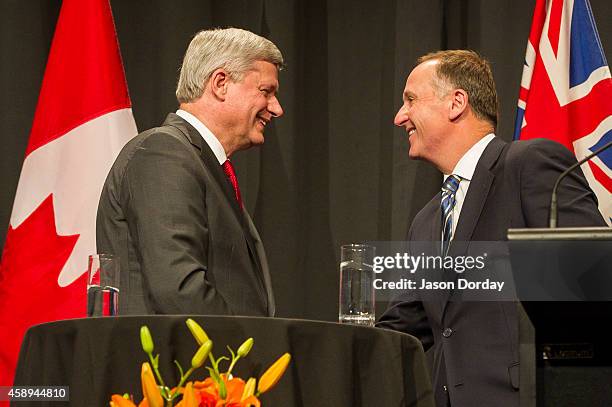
[408,128,416,136]
[257,117,269,128]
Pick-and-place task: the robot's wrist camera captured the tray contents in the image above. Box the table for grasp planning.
[13,316,434,406]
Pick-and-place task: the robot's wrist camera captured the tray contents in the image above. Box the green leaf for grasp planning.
[209,368,227,399]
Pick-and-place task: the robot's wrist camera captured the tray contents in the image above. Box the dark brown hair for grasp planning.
[418,50,498,128]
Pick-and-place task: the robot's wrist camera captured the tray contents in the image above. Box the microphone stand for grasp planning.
[549,140,612,228]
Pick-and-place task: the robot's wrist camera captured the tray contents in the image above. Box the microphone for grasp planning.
[549,139,612,228]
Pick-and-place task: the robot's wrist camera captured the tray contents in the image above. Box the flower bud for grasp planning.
[140,326,154,354]
[237,338,254,358]
[141,363,163,407]
[186,318,209,345]
[257,353,291,394]
[191,339,213,369]
[241,377,256,401]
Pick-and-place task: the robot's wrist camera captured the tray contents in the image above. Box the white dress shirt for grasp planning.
[176,109,227,165]
[442,133,496,241]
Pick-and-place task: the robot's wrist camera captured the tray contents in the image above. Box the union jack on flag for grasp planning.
[515,0,611,224]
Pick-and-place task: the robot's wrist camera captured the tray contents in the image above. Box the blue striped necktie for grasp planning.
[441,175,461,255]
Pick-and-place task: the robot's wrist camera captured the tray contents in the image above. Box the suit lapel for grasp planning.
[431,192,443,246]
[428,197,449,319]
[410,197,447,319]
[451,137,507,248]
[162,113,245,223]
[440,137,507,313]
[244,212,275,316]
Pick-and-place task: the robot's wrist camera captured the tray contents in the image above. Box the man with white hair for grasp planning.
[97,28,283,316]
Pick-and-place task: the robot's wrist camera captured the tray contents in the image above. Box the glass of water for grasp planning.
[87,254,120,317]
[339,244,375,326]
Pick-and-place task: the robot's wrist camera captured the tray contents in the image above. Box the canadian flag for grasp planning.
[0,0,137,387]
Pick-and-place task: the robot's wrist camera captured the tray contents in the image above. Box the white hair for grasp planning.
[176,27,284,103]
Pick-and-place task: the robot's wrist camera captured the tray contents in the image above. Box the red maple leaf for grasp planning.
[0,194,86,388]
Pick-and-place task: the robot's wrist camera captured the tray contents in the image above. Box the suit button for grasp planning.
[442,328,453,338]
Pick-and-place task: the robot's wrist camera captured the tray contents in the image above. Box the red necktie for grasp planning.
[222,159,243,209]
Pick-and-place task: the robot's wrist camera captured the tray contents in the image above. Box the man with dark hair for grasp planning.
[378,50,605,406]
[97,28,283,316]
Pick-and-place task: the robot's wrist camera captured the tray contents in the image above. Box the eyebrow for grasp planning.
[262,83,279,94]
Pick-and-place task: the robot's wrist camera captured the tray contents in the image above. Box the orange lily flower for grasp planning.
[141,362,163,407]
[175,382,199,407]
[192,375,261,407]
[110,394,137,407]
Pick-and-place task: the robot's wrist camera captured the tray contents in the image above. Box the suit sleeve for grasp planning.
[376,297,434,351]
[122,131,233,314]
[376,227,434,351]
[517,139,606,227]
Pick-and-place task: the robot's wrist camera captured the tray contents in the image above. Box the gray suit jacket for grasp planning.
[378,137,606,407]
[96,113,275,316]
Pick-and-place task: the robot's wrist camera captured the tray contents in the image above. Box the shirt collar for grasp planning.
[445,133,496,182]
[176,109,227,165]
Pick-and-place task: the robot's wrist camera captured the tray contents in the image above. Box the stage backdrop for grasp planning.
[1,0,611,322]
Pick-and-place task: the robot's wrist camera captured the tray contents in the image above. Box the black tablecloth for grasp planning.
[13,316,434,406]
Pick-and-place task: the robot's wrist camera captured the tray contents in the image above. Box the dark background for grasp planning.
[1,0,611,322]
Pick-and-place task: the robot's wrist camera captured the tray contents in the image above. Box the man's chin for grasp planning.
[249,133,265,146]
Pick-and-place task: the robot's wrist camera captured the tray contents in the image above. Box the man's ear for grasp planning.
[449,88,468,121]
[210,68,230,100]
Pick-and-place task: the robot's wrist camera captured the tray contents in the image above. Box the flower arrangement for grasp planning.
[109,318,291,407]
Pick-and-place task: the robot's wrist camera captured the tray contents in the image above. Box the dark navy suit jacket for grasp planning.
[378,137,606,407]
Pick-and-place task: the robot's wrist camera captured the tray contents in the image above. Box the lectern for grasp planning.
[508,226,612,406]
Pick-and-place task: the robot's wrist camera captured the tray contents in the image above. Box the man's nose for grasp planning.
[394,105,407,127]
[269,96,283,118]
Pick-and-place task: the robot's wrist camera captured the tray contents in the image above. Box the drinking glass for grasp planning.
[87,254,120,317]
[338,244,375,326]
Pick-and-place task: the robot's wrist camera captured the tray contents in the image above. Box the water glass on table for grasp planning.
[87,254,120,317]
[338,244,375,326]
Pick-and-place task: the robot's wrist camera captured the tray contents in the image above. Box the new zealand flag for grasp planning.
[515,0,611,224]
